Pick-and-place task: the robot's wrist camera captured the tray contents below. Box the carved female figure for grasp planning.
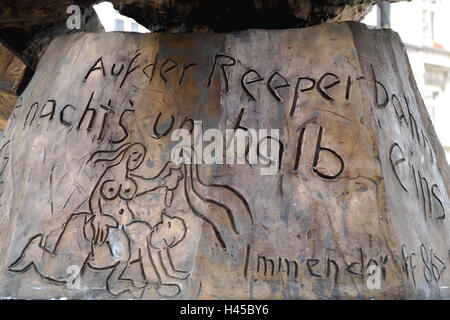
[9,140,253,298]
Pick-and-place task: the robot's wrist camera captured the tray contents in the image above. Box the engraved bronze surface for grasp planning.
[0,22,449,299]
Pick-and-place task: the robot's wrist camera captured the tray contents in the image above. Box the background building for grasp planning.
[94,2,149,33]
[364,0,450,163]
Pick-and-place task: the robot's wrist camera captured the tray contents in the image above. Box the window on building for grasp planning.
[424,90,438,121]
[423,10,433,43]
[115,19,124,31]
[422,0,441,47]
[423,65,445,122]
[131,22,139,32]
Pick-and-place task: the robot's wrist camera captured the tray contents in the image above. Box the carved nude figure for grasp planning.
[8,139,253,298]
[9,142,188,297]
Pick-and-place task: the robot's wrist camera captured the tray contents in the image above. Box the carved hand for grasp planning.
[90,214,118,245]
[162,166,183,190]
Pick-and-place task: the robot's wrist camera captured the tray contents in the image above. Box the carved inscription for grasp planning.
[2,35,449,300]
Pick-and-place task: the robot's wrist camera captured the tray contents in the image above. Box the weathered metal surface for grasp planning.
[0,1,403,67]
[0,22,448,299]
[0,1,402,31]
[0,6,104,70]
[0,0,401,93]
[0,41,28,131]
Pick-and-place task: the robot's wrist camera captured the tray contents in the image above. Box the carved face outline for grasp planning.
[126,144,145,171]
[150,212,187,250]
